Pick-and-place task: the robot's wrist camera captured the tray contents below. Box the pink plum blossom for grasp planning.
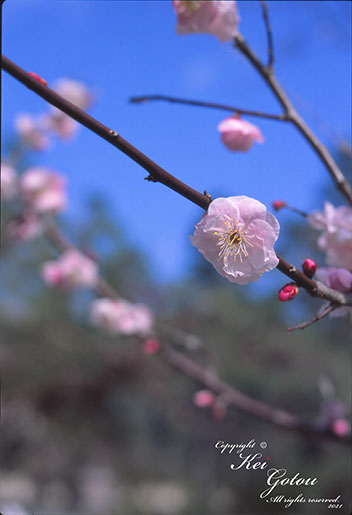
[190,196,280,285]
[173,0,239,42]
[42,112,78,140]
[218,117,264,151]
[14,114,49,151]
[90,298,153,336]
[53,78,93,110]
[193,390,215,408]
[20,167,67,213]
[316,268,352,293]
[1,161,18,199]
[41,249,98,289]
[332,418,350,437]
[308,202,352,269]
[7,213,43,241]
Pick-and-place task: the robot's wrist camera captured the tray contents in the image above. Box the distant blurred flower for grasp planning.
[193,389,215,408]
[7,213,43,241]
[272,200,287,212]
[42,112,78,140]
[143,339,161,354]
[278,283,299,302]
[15,114,49,151]
[332,418,350,437]
[308,202,352,269]
[20,167,67,213]
[302,258,317,278]
[53,78,93,110]
[190,196,279,284]
[41,249,98,289]
[316,267,352,293]
[90,298,153,336]
[218,117,264,151]
[1,161,18,199]
[173,0,239,42]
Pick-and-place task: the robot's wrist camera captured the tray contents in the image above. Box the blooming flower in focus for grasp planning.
[90,298,153,336]
[193,390,215,408]
[15,114,49,151]
[173,0,239,42]
[308,202,352,269]
[1,161,18,199]
[7,213,43,241]
[190,196,280,284]
[20,167,67,213]
[41,249,98,289]
[218,117,264,151]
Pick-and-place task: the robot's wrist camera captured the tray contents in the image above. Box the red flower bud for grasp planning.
[28,72,48,86]
[143,339,160,355]
[278,283,299,302]
[302,258,317,278]
[272,200,287,212]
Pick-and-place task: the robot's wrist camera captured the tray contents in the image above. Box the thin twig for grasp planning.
[259,0,274,71]
[2,55,350,307]
[130,95,286,121]
[233,34,352,206]
[287,304,338,333]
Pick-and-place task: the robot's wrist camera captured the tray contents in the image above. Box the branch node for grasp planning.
[203,190,212,201]
[144,174,158,183]
[109,129,119,137]
[289,265,296,273]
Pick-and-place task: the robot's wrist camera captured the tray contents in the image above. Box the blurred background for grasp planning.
[1,1,351,514]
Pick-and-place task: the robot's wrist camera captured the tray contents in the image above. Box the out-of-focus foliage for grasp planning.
[1,163,350,513]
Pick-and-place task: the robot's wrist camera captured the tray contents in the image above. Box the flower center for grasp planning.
[213,219,253,263]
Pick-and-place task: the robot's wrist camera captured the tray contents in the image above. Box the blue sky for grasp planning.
[2,0,351,285]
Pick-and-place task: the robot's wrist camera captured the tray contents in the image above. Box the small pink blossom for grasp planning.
[41,249,98,289]
[90,298,153,336]
[218,117,264,152]
[1,161,18,199]
[143,339,161,354]
[15,114,49,151]
[7,213,43,241]
[278,284,299,302]
[316,267,352,293]
[173,0,239,42]
[53,78,93,110]
[302,258,317,278]
[332,418,350,437]
[308,202,352,269]
[193,390,215,408]
[20,167,67,213]
[190,196,280,285]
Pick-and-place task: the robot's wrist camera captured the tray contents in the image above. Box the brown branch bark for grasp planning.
[2,54,350,308]
[259,0,274,70]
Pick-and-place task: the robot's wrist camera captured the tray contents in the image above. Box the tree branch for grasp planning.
[233,33,352,206]
[259,0,274,71]
[130,94,286,121]
[2,55,350,307]
[287,303,338,333]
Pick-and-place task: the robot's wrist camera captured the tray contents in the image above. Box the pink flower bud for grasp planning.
[20,167,67,213]
[173,1,239,43]
[272,200,287,212]
[28,72,48,86]
[193,389,215,408]
[143,339,160,355]
[332,418,350,437]
[278,284,299,302]
[41,250,98,289]
[218,117,264,152]
[302,258,317,278]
